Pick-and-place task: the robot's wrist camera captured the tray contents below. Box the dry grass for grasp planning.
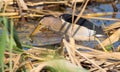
[1,0,120,72]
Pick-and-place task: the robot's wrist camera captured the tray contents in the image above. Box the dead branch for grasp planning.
[98,29,120,48]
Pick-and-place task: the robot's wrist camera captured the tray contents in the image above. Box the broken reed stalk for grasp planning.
[13,54,21,72]
[81,16,120,21]
[30,62,48,72]
[16,61,38,72]
[75,50,106,72]
[69,37,76,57]
[63,39,106,71]
[8,13,120,21]
[63,38,83,68]
[117,45,120,51]
[25,61,33,71]
[104,22,120,32]
[69,37,82,67]
[95,38,108,52]
[0,0,3,11]
[9,14,43,19]
[2,0,9,12]
[27,1,68,6]
[0,12,18,16]
[26,0,84,6]
[80,51,120,60]
[75,44,104,53]
[77,0,86,11]
[102,21,115,51]
[26,53,46,61]
[74,0,90,24]
[99,29,120,48]
[71,0,77,55]
[28,9,62,16]
[16,0,28,10]
[84,12,119,17]
[1,12,120,22]
[63,39,77,65]
[71,0,76,26]
[4,54,21,72]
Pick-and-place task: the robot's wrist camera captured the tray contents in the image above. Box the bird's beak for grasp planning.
[29,23,43,43]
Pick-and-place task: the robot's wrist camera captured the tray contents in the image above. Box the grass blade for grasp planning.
[0,17,8,72]
[7,19,23,49]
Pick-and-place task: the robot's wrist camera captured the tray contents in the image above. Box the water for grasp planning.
[88,4,120,25]
[69,3,120,48]
[0,2,119,48]
[86,3,120,48]
[19,3,120,48]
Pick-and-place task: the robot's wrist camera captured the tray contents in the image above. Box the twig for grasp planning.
[75,44,104,53]
[16,0,28,10]
[84,12,119,17]
[63,39,76,65]
[98,29,120,47]
[95,38,108,52]
[13,54,21,72]
[0,12,18,16]
[75,50,106,72]
[74,0,89,24]
[0,0,3,11]
[26,0,83,6]
[25,61,33,71]
[63,38,83,68]
[81,16,120,21]
[104,22,120,32]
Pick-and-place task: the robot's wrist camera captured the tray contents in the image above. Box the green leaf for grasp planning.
[0,17,8,72]
[7,19,23,49]
[0,29,6,72]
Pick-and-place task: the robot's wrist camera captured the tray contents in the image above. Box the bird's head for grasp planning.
[39,15,56,26]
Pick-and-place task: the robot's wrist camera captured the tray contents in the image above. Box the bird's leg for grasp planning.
[29,23,43,42]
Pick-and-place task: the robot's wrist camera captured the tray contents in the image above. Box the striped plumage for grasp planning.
[59,14,104,41]
[30,14,104,41]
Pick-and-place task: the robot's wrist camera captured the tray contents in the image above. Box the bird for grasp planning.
[30,14,104,41]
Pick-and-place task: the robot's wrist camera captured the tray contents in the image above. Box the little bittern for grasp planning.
[30,14,104,41]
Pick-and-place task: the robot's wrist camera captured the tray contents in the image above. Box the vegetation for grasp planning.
[0,0,120,72]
